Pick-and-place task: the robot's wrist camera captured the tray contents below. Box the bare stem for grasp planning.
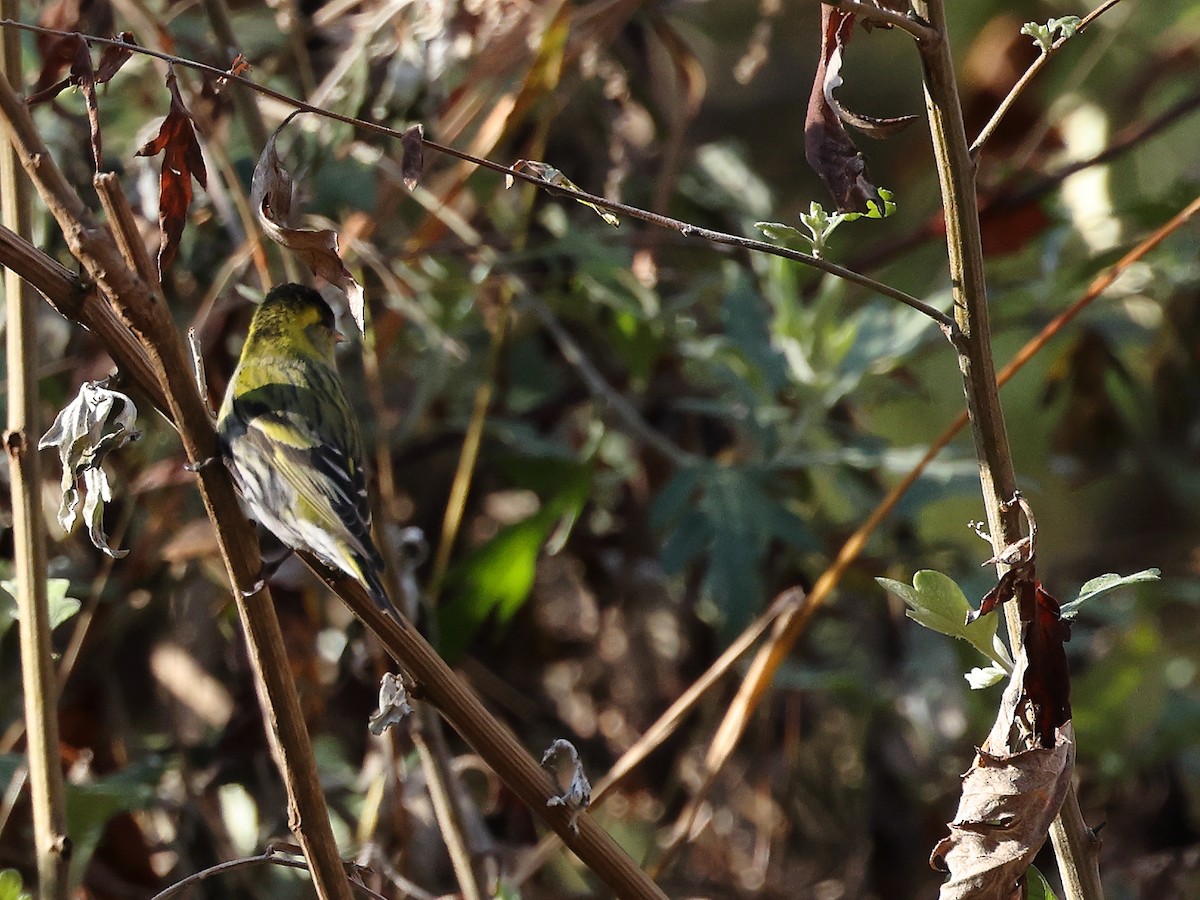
[1,3,67,897]
[914,0,1102,896]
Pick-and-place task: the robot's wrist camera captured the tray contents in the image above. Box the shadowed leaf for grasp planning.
[251,112,367,332]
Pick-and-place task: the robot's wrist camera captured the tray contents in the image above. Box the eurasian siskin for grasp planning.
[217,283,395,615]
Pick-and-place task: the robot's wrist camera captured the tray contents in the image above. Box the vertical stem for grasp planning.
[912,0,1022,569]
[1,3,68,897]
[913,2,1103,897]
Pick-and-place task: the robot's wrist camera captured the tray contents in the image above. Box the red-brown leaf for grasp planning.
[975,564,1072,750]
[135,68,208,276]
[1024,583,1072,747]
[95,32,136,84]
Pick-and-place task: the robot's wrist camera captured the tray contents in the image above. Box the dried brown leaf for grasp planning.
[95,32,136,83]
[31,0,114,96]
[27,31,136,171]
[804,8,914,213]
[134,68,208,276]
[400,124,425,190]
[930,723,1074,899]
[251,113,366,332]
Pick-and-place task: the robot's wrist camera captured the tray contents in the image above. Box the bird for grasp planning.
[217,283,395,615]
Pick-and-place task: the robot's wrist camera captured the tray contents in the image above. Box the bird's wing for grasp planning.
[229,385,378,566]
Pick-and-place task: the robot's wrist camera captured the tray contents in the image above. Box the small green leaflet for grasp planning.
[1060,568,1160,619]
[757,189,894,257]
[1021,16,1082,52]
[877,569,1014,679]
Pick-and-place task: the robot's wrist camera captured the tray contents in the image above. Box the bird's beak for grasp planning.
[334,329,346,344]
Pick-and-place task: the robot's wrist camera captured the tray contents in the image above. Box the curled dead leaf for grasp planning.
[804,8,915,213]
[251,112,366,333]
[931,719,1074,900]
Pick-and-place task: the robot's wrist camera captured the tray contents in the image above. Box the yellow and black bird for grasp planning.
[217,283,394,614]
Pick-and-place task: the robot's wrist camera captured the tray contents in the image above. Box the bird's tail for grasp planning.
[351,554,401,619]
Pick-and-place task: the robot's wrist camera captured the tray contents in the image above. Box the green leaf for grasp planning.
[878,570,1013,671]
[660,509,712,574]
[1061,568,1161,619]
[754,221,806,244]
[1025,864,1059,900]
[0,578,81,641]
[842,187,896,222]
[0,869,32,900]
[65,764,159,891]
[440,471,590,661]
[440,510,555,658]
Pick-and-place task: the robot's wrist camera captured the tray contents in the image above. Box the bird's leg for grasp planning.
[241,547,297,597]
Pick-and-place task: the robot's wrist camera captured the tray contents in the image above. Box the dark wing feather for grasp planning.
[222,362,381,568]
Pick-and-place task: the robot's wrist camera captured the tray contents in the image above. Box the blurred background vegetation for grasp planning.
[1,0,1199,897]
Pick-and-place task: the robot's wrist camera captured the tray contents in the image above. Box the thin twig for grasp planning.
[148,847,390,900]
[411,712,487,900]
[0,19,958,338]
[827,0,939,43]
[970,0,1127,158]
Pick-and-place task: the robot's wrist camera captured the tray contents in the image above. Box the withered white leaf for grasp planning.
[39,381,139,558]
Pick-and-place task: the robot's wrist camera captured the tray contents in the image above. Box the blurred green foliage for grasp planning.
[1,0,1199,896]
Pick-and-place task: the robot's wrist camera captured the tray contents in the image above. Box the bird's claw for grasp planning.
[240,578,266,598]
[184,455,219,472]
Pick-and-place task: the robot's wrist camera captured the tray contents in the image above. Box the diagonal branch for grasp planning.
[971,0,1127,158]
